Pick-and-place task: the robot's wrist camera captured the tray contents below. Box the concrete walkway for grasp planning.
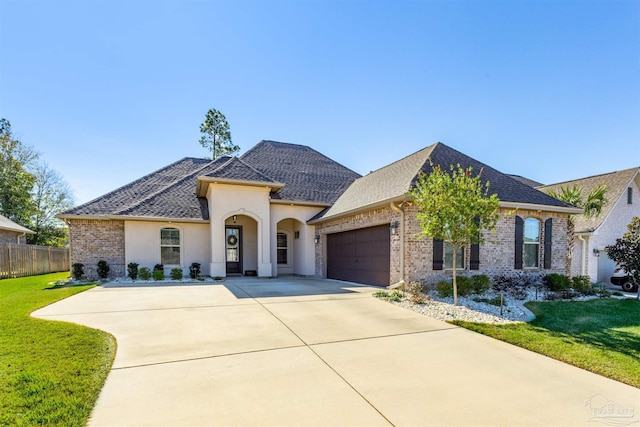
[33,277,639,426]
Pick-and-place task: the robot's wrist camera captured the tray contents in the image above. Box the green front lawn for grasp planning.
[0,273,116,426]
[453,298,640,387]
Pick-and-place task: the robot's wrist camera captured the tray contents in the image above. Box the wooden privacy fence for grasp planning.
[0,244,70,279]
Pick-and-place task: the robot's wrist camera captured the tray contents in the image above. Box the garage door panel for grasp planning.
[327,225,390,287]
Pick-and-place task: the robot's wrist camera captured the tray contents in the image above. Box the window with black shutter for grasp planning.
[514,216,524,269]
[544,218,553,269]
[433,238,443,270]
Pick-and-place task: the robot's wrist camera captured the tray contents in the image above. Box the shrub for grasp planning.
[152,269,164,281]
[138,267,151,280]
[373,289,403,302]
[456,276,475,296]
[96,260,110,279]
[127,262,139,280]
[71,263,84,281]
[153,264,164,272]
[543,274,570,292]
[170,268,183,280]
[471,274,491,294]
[492,272,543,300]
[571,275,596,295]
[189,262,201,279]
[437,280,453,298]
[405,281,427,303]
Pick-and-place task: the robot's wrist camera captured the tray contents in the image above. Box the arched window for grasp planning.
[160,227,181,265]
[277,232,288,265]
[523,218,540,268]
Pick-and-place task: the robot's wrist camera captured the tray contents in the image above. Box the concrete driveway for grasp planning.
[33,277,638,426]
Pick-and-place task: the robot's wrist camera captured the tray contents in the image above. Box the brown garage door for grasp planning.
[326,224,390,287]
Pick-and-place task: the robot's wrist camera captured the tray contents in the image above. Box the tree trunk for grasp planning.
[566,218,574,277]
[452,243,458,306]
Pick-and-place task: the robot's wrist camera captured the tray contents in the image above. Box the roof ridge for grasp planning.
[537,166,640,189]
[114,158,221,215]
[363,142,437,176]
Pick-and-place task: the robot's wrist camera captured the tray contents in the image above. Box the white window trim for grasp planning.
[160,226,183,266]
[523,218,540,269]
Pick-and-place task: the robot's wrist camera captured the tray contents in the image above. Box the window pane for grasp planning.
[277,248,287,264]
[444,242,464,269]
[226,247,238,262]
[277,233,287,248]
[161,228,180,245]
[524,219,539,243]
[161,247,180,265]
[524,244,539,268]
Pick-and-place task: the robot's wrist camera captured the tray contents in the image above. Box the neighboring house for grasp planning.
[59,140,581,284]
[0,214,34,244]
[537,167,640,284]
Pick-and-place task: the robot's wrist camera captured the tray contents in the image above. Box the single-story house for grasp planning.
[58,140,581,285]
[0,214,34,244]
[537,167,640,284]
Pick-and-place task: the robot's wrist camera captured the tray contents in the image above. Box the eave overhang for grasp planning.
[56,214,210,224]
[196,176,285,197]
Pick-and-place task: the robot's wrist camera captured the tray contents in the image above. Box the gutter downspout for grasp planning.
[390,202,405,283]
[577,234,588,277]
[18,232,26,244]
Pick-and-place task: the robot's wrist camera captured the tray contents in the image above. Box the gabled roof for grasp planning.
[537,167,640,233]
[0,214,34,234]
[240,141,361,204]
[314,142,578,222]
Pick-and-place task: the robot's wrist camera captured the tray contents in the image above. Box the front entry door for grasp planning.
[225,226,242,274]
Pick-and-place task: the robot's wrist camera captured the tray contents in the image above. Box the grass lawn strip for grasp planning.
[452,298,640,387]
[0,273,116,426]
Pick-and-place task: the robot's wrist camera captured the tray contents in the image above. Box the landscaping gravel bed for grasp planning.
[383,287,610,324]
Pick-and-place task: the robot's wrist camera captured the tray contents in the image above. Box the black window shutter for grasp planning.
[515,216,524,270]
[433,238,444,270]
[470,217,480,270]
[544,218,553,269]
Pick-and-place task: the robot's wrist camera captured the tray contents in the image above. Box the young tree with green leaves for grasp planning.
[408,163,500,305]
[605,217,640,300]
[545,183,608,275]
[199,108,239,160]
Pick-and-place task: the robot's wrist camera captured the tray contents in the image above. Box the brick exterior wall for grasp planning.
[0,230,27,244]
[315,205,570,286]
[68,219,125,279]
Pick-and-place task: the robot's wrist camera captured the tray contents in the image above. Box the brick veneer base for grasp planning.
[68,219,125,279]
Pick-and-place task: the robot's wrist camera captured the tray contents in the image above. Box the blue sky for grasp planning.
[1,0,639,205]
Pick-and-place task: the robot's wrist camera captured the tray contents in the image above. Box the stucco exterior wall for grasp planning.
[207,183,273,277]
[579,176,640,283]
[124,220,211,277]
[67,219,125,279]
[272,204,324,277]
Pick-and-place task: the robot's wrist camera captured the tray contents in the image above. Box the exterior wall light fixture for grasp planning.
[390,221,400,235]
[314,235,320,244]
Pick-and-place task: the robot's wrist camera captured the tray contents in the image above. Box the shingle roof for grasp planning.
[537,167,640,233]
[315,142,575,221]
[59,141,360,220]
[0,214,34,234]
[508,174,544,188]
[240,140,361,204]
[203,157,281,184]
[60,157,229,220]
